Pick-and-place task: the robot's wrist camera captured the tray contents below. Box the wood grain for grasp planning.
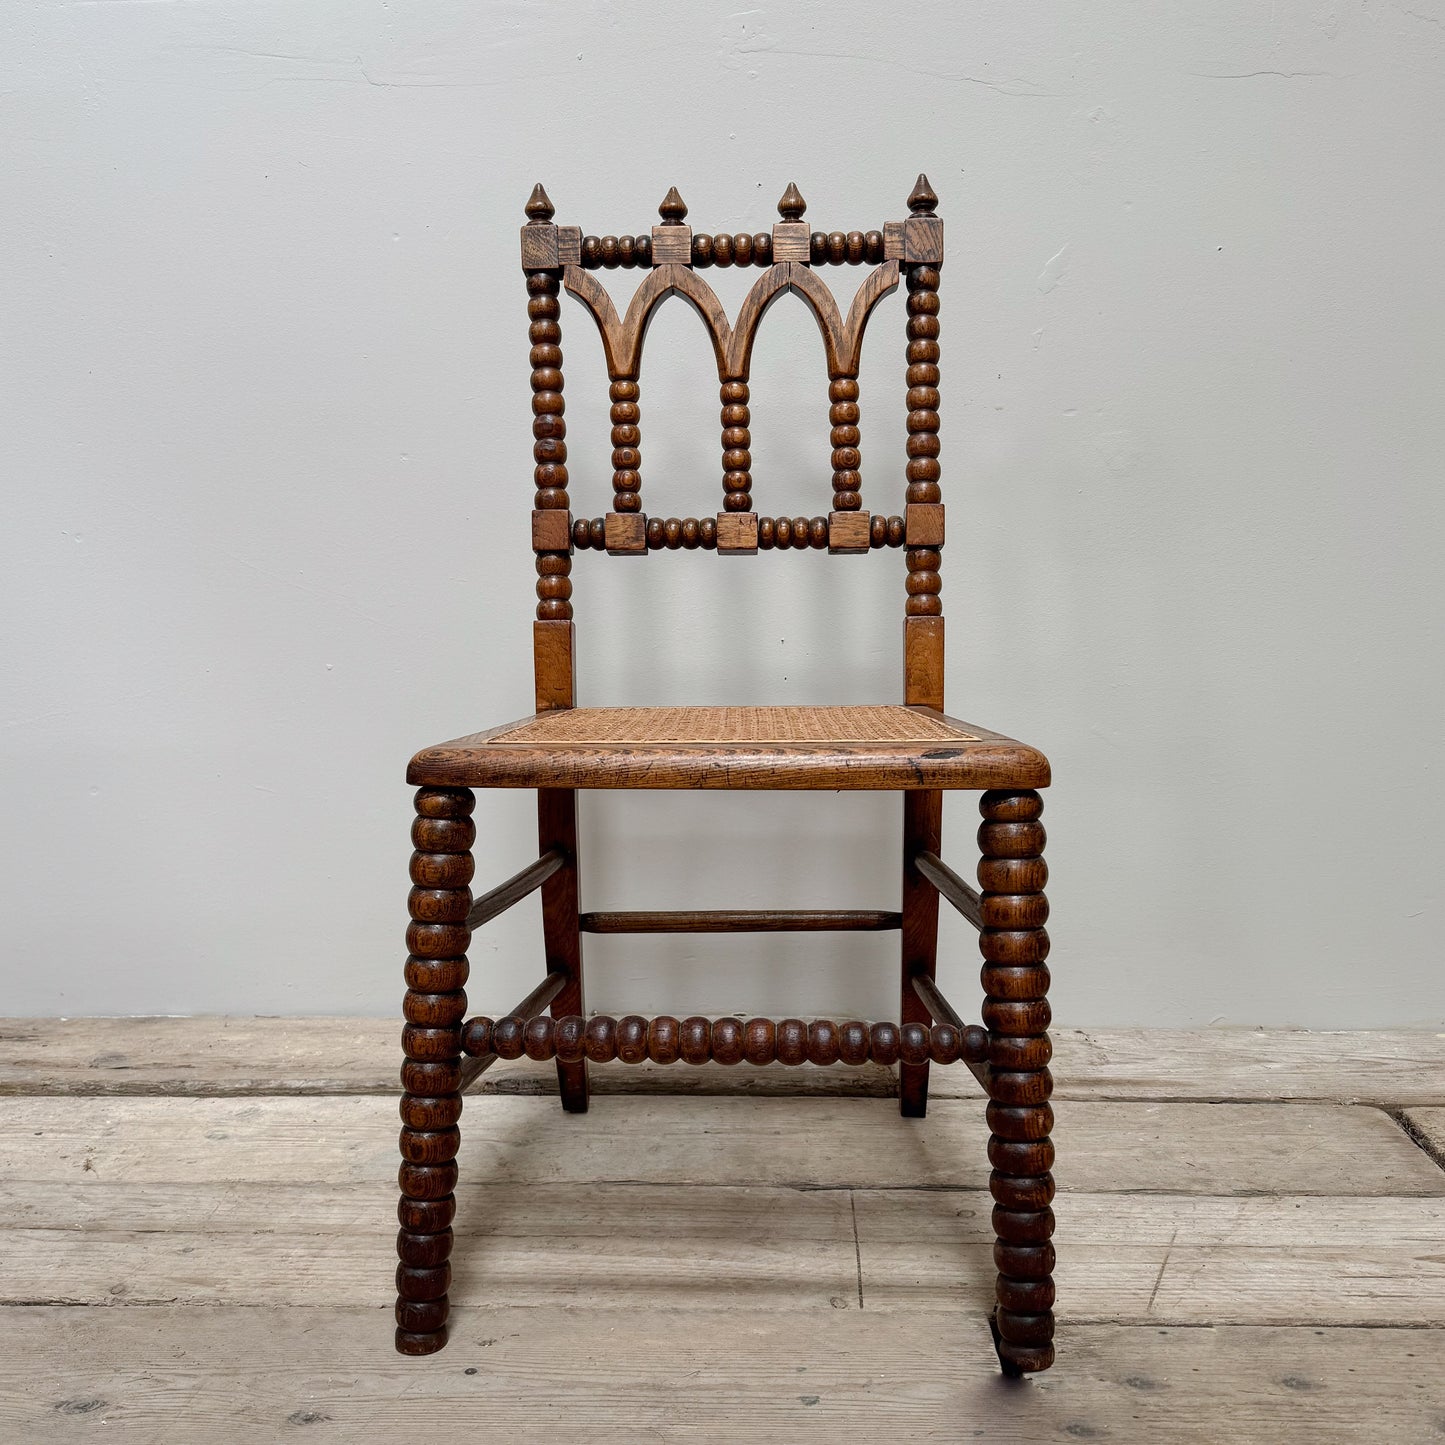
[5,1182,1440,1325]
[5,1021,1442,1105]
[5,1307,1440,1444]
[407,710,1049,790]
[5,1095,1439,1195]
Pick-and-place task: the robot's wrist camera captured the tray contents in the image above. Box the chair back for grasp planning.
[522,175,946,711]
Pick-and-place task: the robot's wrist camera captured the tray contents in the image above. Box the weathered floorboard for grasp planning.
[3,1018,1441,1104]
[2,1094,1441,1195]
[2,1181,1441,1326]
[1404,1107,1445,1167]
[2,1307,1441,1444]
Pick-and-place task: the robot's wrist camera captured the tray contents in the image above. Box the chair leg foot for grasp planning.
[990,1307,1053,1376]
[396,785,473,1357]
[557,1067,589,1114]
[396,1325,449,1356]
[980,787,1055,1375]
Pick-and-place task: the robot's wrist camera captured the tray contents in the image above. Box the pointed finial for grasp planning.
[777,181,807,221]
[908,173,938,215]
[525,183,555,223]
[658,186,688,225]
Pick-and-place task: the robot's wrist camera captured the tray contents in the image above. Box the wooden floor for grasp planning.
[2,1021,1443,1442]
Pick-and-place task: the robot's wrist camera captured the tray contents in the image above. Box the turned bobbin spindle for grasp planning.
[720,380,752,513]
[978,788,1054,1375]
[610,380,642,513]
[525,185,572,621]
[902,174,943,616]
[396,785,474,1356]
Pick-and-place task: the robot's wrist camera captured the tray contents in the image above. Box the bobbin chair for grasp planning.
[395,176,1055,1375]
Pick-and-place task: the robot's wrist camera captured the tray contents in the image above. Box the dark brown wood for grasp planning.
[396,785,473,1355]
[409,711,1048,792]
[720,379,752,512]
[903,617,945,713]
[903,177,942,624]
[460,972,568,1057]
[464,849,565,931]
[908,972,961,1030]
[538,789,586,1112]
[828,511,871,556]
[398,175,1056,1379]
[829,375,863,514]
[979,788,1054,1376]
[578,909,902,934]
[568,514,907,552]
[451,1012,975,1067]
[912,849,983,931]
[609,380,642,513]
[870,514,907,549]
[905,502,945,548]
[910,973,991,1087]
[604,511,647,556]
[899,789,942,1117]
[650,187,692,265]
[715,511,757,554]
[526,194,572,631]
[532,620,575,713]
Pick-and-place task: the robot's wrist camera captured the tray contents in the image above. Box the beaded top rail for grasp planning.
[486,706,979,748]
[523,174,946,566]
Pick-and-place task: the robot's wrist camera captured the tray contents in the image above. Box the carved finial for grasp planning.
[777,182,807,221]
[658,186,688,225]
[908,173,938,215]
[525,183,555,223]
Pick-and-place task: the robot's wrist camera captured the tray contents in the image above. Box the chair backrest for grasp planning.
[522,175,946,714]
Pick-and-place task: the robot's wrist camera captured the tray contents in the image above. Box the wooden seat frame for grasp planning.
[395,177,1056,1375]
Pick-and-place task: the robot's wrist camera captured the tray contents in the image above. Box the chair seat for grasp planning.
[408,705,1049,791]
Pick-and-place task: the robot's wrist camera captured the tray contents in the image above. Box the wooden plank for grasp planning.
[0,1017,898,1097]
[0,1184,856,1311]
[967,1028,1445,1107]
[4,1020,1441,1105]
[3,1180,1441,1325]
[1404,1107,1445,1167]
[855,1191,1445,1324]
[2,1095,1441,1195]
[1,1307,1440,1443]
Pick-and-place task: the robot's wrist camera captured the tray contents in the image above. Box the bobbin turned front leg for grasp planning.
[978,788,1055,1375]
[396,786,474,1355]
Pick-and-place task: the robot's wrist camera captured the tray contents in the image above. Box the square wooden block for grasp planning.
[904,616,945,712]
[828,510,871,555]
[905,502,945,548]
[883,220,906,261]
[556,226,582,267]
[533,619,576,712]
[604,511,648,555]
[771,222,811,263]
[904,215,944,264]
[715,511,758,554]
[531,509,573,554]
[650,226,693,266]
[519,223,560,270]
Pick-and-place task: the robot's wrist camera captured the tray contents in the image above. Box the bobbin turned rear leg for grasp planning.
[979,788,1055,1375]
[396,785,474,1355]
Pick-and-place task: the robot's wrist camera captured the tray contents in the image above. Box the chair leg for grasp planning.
[900,789,942,1117]
[395,785,474,1355]
[979,787,1055,1374]
[539,787,589,1112]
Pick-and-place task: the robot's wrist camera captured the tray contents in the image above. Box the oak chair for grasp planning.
[395,176,1055,1375]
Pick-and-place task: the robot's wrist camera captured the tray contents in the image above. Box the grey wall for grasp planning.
[3,1,1442,1026]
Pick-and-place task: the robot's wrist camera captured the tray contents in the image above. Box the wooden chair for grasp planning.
[395,175,1055,1375]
